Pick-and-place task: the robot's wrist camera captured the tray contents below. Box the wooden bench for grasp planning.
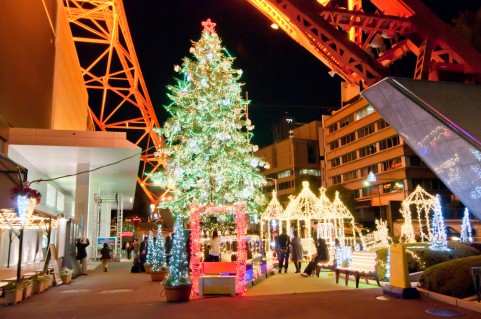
[198,262,236,296]
[316,249,336,276]
[335,251,381,288]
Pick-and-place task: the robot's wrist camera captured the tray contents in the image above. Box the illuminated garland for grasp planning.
[460,208,473,242]
[260,190,284,254]
[189,204,247,295]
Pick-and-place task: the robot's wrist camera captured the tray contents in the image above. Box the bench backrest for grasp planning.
[350,251,377,271]
[202,262,237,274]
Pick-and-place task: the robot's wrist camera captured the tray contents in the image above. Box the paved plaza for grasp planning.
[1,260,480,319]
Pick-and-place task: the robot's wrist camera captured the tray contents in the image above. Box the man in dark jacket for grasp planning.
[76,237,90,275]
[275,228,290,273]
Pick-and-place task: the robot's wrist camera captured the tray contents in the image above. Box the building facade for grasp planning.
[322,92,452,229]
[256,121,323,206]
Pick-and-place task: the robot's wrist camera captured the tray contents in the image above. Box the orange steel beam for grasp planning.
[247,0,389,87]
[248,0,481,84]
[63,0,164,204]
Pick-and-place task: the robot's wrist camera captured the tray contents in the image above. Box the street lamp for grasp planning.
[265,177,278,193]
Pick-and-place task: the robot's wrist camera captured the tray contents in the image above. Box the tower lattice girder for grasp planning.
[63,0,165,204]
[248,0,481,85]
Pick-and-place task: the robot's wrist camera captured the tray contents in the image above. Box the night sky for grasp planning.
[122,0,480,147]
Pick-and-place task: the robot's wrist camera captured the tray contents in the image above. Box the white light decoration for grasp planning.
[460,208,473,242]
[399,185,436,243]
[362,219,392,251]
[430,195,449,251]
[260,190,284,254]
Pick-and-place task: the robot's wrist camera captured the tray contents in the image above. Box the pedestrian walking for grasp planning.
[133,238,139,257]
[126,240,132,260]
[100,243,111,272]
[275,227,290,273]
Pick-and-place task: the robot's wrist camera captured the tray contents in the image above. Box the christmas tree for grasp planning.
[146,231,154,265]
[165,218,190,286]
[460,208,473,242]
[151,19,268,216]
[430,195,448,251]
[151,225,167,272]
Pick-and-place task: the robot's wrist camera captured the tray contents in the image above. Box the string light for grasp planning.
[146,231,154,265]
[399,185,435,243]
[430,195,449,251]
[189,204,247,296]
[166,217,191,286]
[151,225,167,272]
[460,208,473,242]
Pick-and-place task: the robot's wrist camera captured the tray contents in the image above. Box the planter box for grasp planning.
[60,275,72,284]
[165,284,192,302]
[32,282,45,294]
[150,270,168,281]
[5,288,24,305]
[144,264,152,274]
[22,284,33,300]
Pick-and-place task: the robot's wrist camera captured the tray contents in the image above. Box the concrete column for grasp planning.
[75,164,91,237]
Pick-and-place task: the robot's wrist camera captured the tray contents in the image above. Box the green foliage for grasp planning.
[4,281,18,291]
[151,225,168,272]
[375,248,389,280]
[59,268,73,276]
[374,242,480,279]
[419,255,481,298]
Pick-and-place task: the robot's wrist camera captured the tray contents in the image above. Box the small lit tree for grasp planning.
[151,225,167,272]
[146,231,154,265]
[460,208,473,242]
[165,218,190,286]
[430,195,448,251]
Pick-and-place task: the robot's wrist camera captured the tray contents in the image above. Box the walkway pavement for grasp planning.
[1,260,480,319]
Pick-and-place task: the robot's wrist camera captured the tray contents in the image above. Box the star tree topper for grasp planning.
[201,19,216,33]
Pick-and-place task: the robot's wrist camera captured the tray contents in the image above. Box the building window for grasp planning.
[332,175,342,185]
[331,157,341,168]
[358,123,375,138]
[379,135,400,151]
[341,151,357,164]
[360,164,378,178]
[328,123,338,134]
[359,144,377,158]
[56,191,65,212]
[362,185,379,197]
[377,118,390,130]
[343,170,358,182]
[329,140,339,151]
[340,132,356,146]
[299,169,320,176]
[412,179,447,191]
[307,141,317,164]
[277,170,292,178]
[409,155,427,167]
[382,157,402,172]
[339,114,354,128]
[278,181,294,190]
[355,105,374,121]
[46,184,56,208]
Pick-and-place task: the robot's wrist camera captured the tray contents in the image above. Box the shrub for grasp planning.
[418,255,481,298]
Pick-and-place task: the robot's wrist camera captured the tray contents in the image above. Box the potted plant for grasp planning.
[164,218,192,302]
[150,225,169,281]
[60,267,73,284]
[32,275,45,294]
[4,281,24,305]
[21,279,33,300]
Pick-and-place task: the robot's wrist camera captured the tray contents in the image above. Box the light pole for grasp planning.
[265,177,278,193]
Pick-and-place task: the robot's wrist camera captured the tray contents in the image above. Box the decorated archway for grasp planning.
[189,203,247,296]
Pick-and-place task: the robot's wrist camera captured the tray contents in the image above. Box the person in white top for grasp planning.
[208,230,220,262]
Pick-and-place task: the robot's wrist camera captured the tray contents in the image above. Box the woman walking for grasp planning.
[290,230,303,273]
[100,243,111,272]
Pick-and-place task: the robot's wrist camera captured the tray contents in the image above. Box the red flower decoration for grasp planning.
[10,185,42,204]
